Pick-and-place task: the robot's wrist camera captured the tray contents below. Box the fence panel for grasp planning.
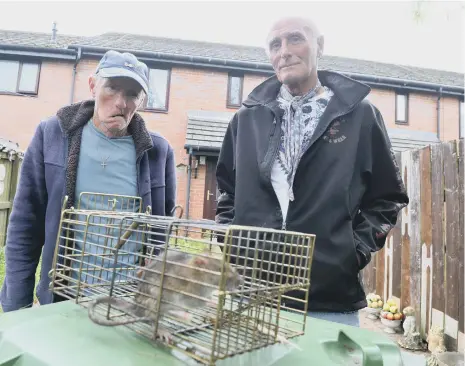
[0,139,23,248]
[443,141,460,350]
[361,139,464,351]
[458,139,464,350]
[419,146,433,338]
[431,142,446,331]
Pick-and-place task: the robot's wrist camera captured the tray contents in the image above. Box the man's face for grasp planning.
[89,76,145,136]
[267,19,320,88]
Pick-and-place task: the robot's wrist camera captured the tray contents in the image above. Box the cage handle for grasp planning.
[171,205,183,219]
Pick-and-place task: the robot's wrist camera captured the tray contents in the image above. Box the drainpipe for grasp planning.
[69,47,82,105]
[437,87,443,140]
[185,147,193,219]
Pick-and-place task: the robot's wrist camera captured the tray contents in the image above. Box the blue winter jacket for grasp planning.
[0,100,176,312]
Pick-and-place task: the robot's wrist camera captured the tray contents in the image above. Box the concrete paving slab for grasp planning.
[360,309,430,366]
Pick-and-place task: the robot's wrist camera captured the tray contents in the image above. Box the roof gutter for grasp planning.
[68,44,274,75]
[342,72,463,97]
[67,45,464,96]
[0,43,76,60]
[184,144,220,154]
[68,45,273,75]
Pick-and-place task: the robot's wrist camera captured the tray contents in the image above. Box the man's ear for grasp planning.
[89,75,96,98]
[317,35,324,59]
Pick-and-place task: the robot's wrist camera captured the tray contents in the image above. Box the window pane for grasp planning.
[396,94,407,122]
[0,60,19,92]
[228,76,242,105]
[147,69,168,110]
[18,63,39,93]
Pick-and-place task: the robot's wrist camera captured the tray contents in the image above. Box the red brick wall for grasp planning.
[367,88,460,141]
[1,59,74,149]
[1,58,462,220]
[441,96,461,142]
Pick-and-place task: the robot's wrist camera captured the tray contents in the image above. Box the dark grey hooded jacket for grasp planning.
[216,70,409,312]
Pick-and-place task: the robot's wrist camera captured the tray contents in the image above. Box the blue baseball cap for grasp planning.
[95,50,149,95]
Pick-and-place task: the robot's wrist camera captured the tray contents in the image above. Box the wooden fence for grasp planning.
[0,139,23,248]
[361,138,464,351]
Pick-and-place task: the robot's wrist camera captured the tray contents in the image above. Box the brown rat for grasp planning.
[87,248,243,342]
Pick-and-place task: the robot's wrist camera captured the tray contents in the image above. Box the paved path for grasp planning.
[360,309,429,365]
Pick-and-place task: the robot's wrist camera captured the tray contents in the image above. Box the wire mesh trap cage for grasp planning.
[49,193,316,365]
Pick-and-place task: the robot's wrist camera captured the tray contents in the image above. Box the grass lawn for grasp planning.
[0,246,41,314]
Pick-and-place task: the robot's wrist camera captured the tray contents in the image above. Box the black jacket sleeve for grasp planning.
[215,114,237,225]
[353,107,409,269]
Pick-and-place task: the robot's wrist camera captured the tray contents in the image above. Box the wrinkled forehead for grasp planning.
[266,18,316,43]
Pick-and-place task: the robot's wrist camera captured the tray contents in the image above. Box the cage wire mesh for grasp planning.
[49,193,316,365]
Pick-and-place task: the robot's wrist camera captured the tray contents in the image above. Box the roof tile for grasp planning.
[1,30,463,87]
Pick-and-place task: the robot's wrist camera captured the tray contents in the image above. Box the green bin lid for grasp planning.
[0,301,417,366]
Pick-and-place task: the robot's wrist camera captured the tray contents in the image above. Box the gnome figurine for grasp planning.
[398,306,425,351]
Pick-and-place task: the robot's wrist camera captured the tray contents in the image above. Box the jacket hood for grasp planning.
[56,99,153,157]
[243,70,371,110]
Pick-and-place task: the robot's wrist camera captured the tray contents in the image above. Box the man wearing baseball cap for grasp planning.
[1,50,177,312]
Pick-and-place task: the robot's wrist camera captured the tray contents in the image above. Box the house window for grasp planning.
[144,68,170,112]
[460,101,464,138]
[227,74,243,108]
[395,92,408,124]
[0,60,40,95]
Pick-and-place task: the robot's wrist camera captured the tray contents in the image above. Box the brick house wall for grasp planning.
[1,60,75,149]
[1,58,463,220]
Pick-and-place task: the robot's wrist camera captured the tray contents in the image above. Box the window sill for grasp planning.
[0,91,38,98]
[140,108,169,114]
[395,120,409,125]
[226,104,241,109]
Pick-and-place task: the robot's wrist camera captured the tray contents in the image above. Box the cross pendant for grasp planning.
[101,160,107,169]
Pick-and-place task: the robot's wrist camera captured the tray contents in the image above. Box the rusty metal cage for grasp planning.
[49,193,316,365]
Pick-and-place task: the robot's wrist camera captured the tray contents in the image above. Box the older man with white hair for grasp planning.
[215,17,409,327]
[1,50,176,312]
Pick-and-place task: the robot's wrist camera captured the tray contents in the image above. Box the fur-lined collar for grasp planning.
[56,99,153,157]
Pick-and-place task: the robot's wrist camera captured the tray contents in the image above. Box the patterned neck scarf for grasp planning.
[276,81,334,201]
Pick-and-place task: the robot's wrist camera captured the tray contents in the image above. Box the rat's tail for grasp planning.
[87,296,152,326]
